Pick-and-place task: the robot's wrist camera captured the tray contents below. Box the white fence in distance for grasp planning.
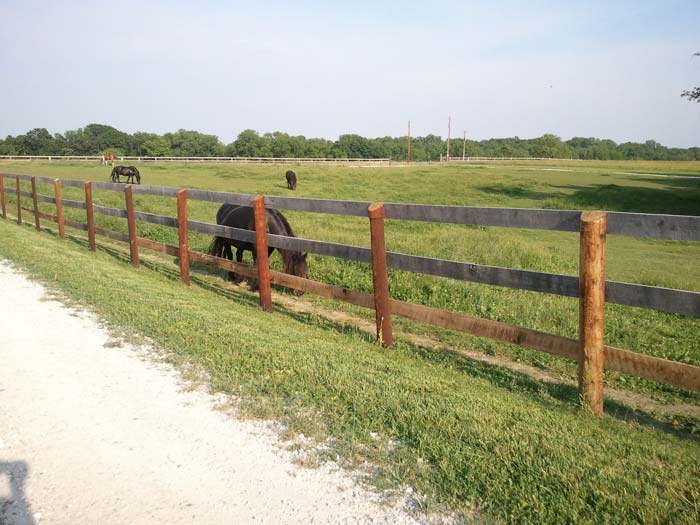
[1,155,585,164]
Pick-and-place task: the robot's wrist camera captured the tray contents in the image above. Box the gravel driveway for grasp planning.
[0,261,422,525]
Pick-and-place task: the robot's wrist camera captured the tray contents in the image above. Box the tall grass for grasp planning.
[1,220,699,525]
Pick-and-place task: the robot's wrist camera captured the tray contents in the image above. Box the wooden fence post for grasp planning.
[84,181,96,251]
[253,195,272,312]
[579,210,607,415]
[125,185,140,268]
[54,179,65,239]
[0,176,6,219]
[177,189,190,285]
[31,176,40,231]
[15,175,22,225]
[368,203,394,348]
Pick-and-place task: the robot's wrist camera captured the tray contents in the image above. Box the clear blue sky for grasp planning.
[1,0,698,147]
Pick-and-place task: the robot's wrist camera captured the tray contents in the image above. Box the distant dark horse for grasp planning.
[208,204,308,294]
[110,166,141,184]
[285,170,297,190]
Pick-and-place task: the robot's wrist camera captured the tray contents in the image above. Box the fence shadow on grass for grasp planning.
[550,182,700,216]
[478,184,557,202]
[406,341,700,442]
[48,227,700,442]
[478,177,700,216]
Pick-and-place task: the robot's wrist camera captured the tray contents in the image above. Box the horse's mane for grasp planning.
[269,208,295,238]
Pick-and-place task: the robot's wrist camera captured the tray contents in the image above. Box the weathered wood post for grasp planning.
[176,189,190,285]
[15,175,22,225]
[124,184,140,268]
[0,176,6,219]
[31,176,40,231]
[253,195,272,312]
[578,210,607,415]
[368,203,393,348]
[84,181,96,251]
[53,179,65,239]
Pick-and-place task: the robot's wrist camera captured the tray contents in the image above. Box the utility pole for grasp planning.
[407,120,411,163]
[447,116,451,162]
[462,130,467,160]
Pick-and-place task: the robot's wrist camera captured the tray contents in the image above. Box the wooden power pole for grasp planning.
[407,120,411,163]
[462,130,467,160]
[447,116,451,162]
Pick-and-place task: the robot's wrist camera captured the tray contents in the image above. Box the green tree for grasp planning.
[227,129,272,157]
[60,124,129,155]
[530,134,573,158]
[681,52,700,102]
[332,134,371,158]
[303,137,333,157]
[141,136,172,156]
[13,128,56,155]
[164,129,224,156]
[0,136,18,155]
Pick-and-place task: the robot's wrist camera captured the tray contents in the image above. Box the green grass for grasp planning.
[3,159,698,405]
[1,220,699,525]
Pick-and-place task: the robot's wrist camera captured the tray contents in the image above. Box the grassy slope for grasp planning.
[4,160,699,402]
[1,220,699,525]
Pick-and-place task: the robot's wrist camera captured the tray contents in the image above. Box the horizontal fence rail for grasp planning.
[232,194,700,242]
[187,219,257,243]
[268,234,372,264]
[187,189,255,206]
[61,198,86,210]
[1,172,699,408]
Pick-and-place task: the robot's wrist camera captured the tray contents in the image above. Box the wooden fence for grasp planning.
[1,172,699,414]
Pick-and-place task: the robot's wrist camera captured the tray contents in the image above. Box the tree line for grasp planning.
[1,124,698,161]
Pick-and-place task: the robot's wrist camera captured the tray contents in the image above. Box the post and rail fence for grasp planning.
[1,172,699,414]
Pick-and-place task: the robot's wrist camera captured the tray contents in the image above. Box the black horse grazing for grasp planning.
[285,170,297,190]
[110,166,141,184]
[208,204,308,294]
[128,166,141,184]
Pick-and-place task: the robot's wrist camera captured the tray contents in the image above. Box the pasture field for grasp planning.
[1,159,700,524]
[2,160,699,402]
[1,197,700,525]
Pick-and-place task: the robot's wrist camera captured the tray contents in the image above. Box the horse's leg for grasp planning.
[228,247,243,283]
[249,249,260,291]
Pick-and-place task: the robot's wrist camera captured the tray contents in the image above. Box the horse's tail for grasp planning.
[208,236,226,258]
